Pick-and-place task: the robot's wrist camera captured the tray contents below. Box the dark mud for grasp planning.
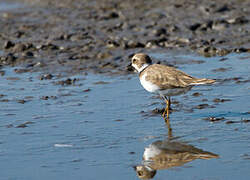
[0,0,250,75]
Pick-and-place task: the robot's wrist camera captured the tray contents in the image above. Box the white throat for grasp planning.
[133,63,150,73]
[143,165,155,172]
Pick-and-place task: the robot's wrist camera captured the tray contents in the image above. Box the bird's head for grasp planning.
[131,53,152,73]
[134,165,157,179]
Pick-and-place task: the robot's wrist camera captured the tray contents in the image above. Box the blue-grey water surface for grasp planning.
[0,2,24,11]
[0,53,250,180]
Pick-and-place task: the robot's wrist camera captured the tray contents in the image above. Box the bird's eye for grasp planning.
[137,171,143,176]
[132,59,136,63]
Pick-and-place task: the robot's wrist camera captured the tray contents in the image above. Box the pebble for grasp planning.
[41,96,57,100]
[16,121,34,128]
[194,104,210,109]
[14,68,30,73]
[13,43,27,52]
[0,70,5,76]
[22,51,34,57]
[213,98,231,103]
[83,88,91,92]
[212,67,231,72]
[106,40,120,48]
[151,108,165,114]
[14,31,24,38]
[4,40,15,49]
[198,46,231,57]
[233,48,250,53]
[227,16,248,25]
[40,74,53,80]
[93,81,109,85]
[17,99,27,104]
[204,117,225,122]
[226,119,250,124]
[189,23,201,31]
[153,28,167,36]
[212,20,228,30]
[124,40,145,49]
[0,53,17,65]
[192,92,202,97]
[56,78,77,85]
[215,4,230,13]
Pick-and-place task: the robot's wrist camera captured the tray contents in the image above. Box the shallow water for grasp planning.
[0,2,23,11]
[0,53,250,179]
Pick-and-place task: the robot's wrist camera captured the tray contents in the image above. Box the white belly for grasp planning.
[140,73,160,93]
[143,144,161,160]
[139,73,192,96]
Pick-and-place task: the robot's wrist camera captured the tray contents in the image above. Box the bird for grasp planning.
[131,53,215,120]
[134,140,219,179]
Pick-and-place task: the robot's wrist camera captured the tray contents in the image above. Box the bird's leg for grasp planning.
[162,96,171,120]
[167,96,171,119]
[166,116,172,138]
[161,100,167,118]
[160,95,172,137]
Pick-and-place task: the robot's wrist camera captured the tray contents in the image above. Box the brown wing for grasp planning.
[147,141,219,170]
[148,152,195,170]
[143,64,197,88]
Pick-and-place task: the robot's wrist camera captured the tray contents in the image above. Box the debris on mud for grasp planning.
[194,104,215,109]
[93,81,110,85]
[16,99,27,104]
[192,92,203,97]
[40,74,53,80]
[54,78,77,85]
[40,96,57,100]
[151,108,165,115]
[213,98,231,103]
[203,117,225,122]
[226,119,250,124]
[83,88,91,92]
[16,121,34,128]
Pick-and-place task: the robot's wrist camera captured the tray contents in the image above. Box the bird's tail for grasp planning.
[190,78,216,85]
[196,152,219,160]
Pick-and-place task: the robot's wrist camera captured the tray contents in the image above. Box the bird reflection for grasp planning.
[134,128,219,179]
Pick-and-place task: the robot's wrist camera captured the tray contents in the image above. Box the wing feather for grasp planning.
[144,64,196,88]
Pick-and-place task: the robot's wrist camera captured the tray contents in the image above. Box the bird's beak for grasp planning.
[126,62,134,72]
[133,165,137,170]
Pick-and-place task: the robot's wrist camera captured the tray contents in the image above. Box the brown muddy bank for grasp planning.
[0,0,250,75]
